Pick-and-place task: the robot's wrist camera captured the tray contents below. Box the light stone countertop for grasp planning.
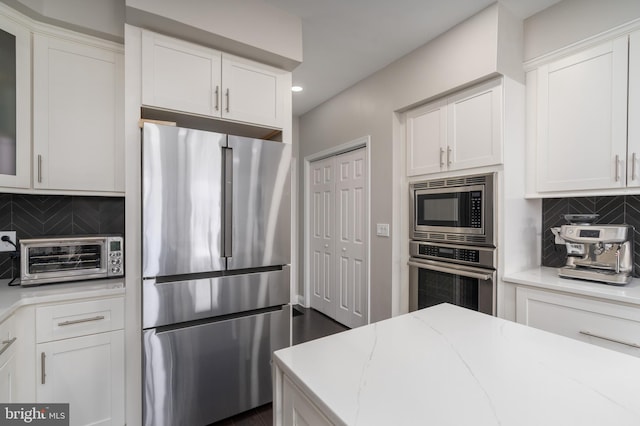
[274,303,640,426]
[0,278,125,323]
[503,266,640,305]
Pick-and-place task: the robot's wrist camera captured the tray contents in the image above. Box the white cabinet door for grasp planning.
[405,100,447,176]
[222,53,286,128]
[0,11,30,188]
[447,79,502,171]
[282,376,333,426]
[516,287,640,357]
[33,32,124,192]
[0,316,17,402]
[141,31,222,117]
[628,30,640,187]
[37,330,125,426]
[536,36,628,192]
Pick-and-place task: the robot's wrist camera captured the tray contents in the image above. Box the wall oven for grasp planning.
[410,173,495,246]
[408,241,496,315]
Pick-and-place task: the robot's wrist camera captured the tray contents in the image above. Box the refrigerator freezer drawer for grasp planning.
[143,305,291,426]
[143,266,290,329]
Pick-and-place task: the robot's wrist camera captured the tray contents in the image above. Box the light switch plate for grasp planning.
[376,223,390,237]
[0,231,17,252]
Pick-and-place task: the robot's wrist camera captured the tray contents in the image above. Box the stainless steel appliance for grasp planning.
[409,172,497,315]
[410,173,495,246]
[408,241,496,315]
[141,123,291,426]
[19,235,123,285]
[551,223,634,285]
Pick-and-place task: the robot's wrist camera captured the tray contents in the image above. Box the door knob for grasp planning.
[342,247,347,251]
[324,244,329,248]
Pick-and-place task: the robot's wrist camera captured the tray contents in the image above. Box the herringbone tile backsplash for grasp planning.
[542,196,640,276]
[0,194,124,279]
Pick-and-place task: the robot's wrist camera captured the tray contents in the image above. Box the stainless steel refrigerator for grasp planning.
[141,123,291,426]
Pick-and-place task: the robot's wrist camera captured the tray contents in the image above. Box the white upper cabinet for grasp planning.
[32,31,124,193]
[535,36,628,192]
[221,53,286,128]
[0,10,31,189]
[405,100,447,176]
[406,78,502,177]
[141,31,222,117]
[142,30,287,129]
[447,80,502,171]
[628,30,640,187]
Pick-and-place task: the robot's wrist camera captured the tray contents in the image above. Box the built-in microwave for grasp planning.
[20,235,124,286]
[410,172,495,246]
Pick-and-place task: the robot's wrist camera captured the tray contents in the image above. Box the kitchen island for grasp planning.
[272,303,640,425]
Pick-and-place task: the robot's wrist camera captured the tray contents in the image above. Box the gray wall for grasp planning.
[297,4,521,322]
[524,0,640,60]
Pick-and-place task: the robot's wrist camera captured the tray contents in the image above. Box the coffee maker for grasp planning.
[551,217,634,285]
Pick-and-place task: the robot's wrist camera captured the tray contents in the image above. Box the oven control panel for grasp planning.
[418,244,479,263]
[410,241,496,269]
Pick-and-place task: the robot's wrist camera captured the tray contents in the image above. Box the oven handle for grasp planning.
[407,260,494,281]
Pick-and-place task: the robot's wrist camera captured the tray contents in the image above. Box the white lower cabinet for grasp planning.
[0,316,18,402]
[37,331,124,426]
[516,287,640,357]
[35,297,125,426]
[279,375,332,426]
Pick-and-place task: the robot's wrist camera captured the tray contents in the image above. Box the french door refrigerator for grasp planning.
[141,123,291,426]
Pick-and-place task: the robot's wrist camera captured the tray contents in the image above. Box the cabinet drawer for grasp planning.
[36,297,124,343]
[0,316,17,364]
[516,287,640,357]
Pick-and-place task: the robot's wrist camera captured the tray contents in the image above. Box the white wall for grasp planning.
[125,0,302,70]
[297,3,522,322]
[524,0,640,60]
[6,0,124,41]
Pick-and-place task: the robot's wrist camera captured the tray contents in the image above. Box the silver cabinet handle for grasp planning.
[0,337,16,357]
[439,148,445,167]
[447,146,452,166]
[615,154,620,182]
[214,86,219,111]
[633,152,637,181]
[41,352,46,384]
[579,330,640,348]
[58,315,105,327]
[37,154,42,183]
[225,88,230,113]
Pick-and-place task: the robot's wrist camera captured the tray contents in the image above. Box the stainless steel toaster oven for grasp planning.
[20,235,124,286]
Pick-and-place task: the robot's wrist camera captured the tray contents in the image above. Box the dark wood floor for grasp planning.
[211,306,349,425]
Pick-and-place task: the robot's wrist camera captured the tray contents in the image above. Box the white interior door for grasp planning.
[334,149,367,328]
[308,148,368,328]
[309,157,335,317]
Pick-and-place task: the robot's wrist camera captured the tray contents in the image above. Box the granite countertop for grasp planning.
[0,278,125,323]
[503,266,640,305]
[274,303,640,426]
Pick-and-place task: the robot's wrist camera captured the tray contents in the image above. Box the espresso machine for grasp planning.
[551,220,634,285]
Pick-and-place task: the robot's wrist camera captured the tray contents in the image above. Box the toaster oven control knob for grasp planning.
[111,267,121,274]
[111,258,122,265]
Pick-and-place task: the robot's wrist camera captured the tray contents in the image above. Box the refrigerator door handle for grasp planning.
[224,147,233,258]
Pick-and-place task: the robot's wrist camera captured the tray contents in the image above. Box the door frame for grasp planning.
[302,136,371,324]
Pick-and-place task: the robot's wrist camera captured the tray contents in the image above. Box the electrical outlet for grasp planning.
[376,223,390,237]
[0,231,17,252]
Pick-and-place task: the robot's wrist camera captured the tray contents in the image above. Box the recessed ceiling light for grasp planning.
[291,86,303,92]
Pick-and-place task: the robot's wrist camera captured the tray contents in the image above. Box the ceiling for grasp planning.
[263,0,563,116]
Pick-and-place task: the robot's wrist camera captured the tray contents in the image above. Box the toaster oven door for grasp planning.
[21,239,108,285]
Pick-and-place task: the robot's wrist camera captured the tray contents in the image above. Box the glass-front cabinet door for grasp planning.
[0,11,30,188]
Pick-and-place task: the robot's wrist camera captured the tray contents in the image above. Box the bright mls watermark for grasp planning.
[1,404,69,425]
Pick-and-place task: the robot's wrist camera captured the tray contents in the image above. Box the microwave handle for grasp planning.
[407,260,493,281]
